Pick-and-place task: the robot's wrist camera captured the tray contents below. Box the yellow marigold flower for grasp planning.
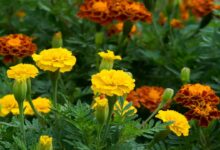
[0,94,18,117]
[98,50,121,61]
[91,69,135,96]
[114,100,137,115]
[24,97,51,115]
[32,48,76,73]
[156,110,190,136]
[0,34,37,58]
[38,135,53,150]
[7,63,38,81]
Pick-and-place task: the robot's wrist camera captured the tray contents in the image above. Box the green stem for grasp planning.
[142,103,163,126]
[103,96,117,138]
[18,102,26,146]
[26,79,43,119]
[50,71,59,107]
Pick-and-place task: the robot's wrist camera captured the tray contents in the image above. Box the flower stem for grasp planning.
[26,79,43,119]
[103,96,117,138]
[50,71,59,107]
[18,102,26,146]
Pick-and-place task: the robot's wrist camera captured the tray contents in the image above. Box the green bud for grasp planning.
[52,32,63,48]
[181,67,190,84]
[161,88,174,105]
[95,32,104,48]
[93,97,109,125]
[13,80,27,105]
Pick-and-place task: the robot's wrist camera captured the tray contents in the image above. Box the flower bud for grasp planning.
[161,88,174,105]
[99,59,114,70]
[52,32,63,48]
[181,67,190,84]
[13,80,27,105]
[92,97,109,125]
[37,135,53,150]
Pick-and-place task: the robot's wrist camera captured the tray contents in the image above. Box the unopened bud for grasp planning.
[92,97,109,125]
[161,88,174,105]
[181,67,190,84]
[13,80,27,105]
[52,32,63,48]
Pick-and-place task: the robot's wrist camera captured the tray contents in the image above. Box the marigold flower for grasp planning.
[91,69,135,96]
[158,12,167,26]
[170,19,184,29]
[0,94,18,117]
[32,48,76,73]
[15,10,26,21]
[7,63,38,81]
[114,100,137,115]
[174,84,219,108]
[0,34,37,58]
[174,83,220,126]
[38,135,53,150]
[127,86,165,112]
[24,97,51,115]
[77,0,152,24]
[179,0,219,18]
[98,50,121,61]
[107,22,137,36]
[156,110,190,136]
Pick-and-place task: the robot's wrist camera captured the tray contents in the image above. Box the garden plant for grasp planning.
[0,0,220,150]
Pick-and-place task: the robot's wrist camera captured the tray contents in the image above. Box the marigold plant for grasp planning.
[114,100,137,115]
[32,48,76,73]
[156,110,190,136]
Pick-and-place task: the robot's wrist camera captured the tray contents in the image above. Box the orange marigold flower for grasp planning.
[77,0,152,25]
[77,0,112,25]
[107,22,137,36]
[174,84,219,108]
[191,0,214,18]
[127,86,165,112]
[180,0,218,18]
[170,19,184,29]
[179,3,190,20]
[0,34,37,58]
[158,12,167,26]
[174,83,220,126]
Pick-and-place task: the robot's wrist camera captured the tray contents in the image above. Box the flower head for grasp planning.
[170,19,184,29]
[32,48,76,73]
[0,34,37,58]
[7,64,38,81]
[174,83,220,126]
[114,100,137,115]
[127,86,165,112]
[0,94,18,117]
[158,12,167,26]
[38,135,53,150]
[91,69,135,96]
[156,110,190,136]
[98,50,121,61]
[77,0,152,25]
[24,97,51,115]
